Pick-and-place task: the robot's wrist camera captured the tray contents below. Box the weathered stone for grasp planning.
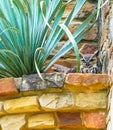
[79,43,97,54]
[75,92,107,109]
[28,113,55,129]
[62,22,98,41]
[20,73,65,91]
[102,51,109,73]
[50,41,75,58]
[65,73,110,92]
[0,102,5,116]
[83,112,106,129]
[107,86,113,128]
[47,58,76,73]
[84,24,98,41]
[14,77,22,89]
[4,96,40,113]
[39,93,74,111]
[0,78,18,96]
[57,112,82,129]
[107,121,112,130]
[0,114,26,130]
[50,41,97,58]
[102,0,110,19]
[63,1,97,19]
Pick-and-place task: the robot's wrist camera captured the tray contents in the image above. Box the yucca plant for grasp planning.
[0,0,109,78]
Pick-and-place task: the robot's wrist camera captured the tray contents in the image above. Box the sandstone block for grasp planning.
[0,102,5,116]
[107,121,112,130]
[63,1,97,19]
[65,73,110,92]
[62,22,98,41]
[49,41,97,59]
[83,112,107,129]
[57,112,82,129]
[4,96,40,113]
[50,41,75,58]
[0,78,18,96]
[75,92,107,109]
[14,77,22,89]
[0,114,26,130]
[47,58,76,73]
[79,43,97,54]
[20,73,65,91]
[28,113,55,129]
[39,93,74,111]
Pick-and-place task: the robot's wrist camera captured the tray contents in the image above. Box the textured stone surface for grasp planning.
[65,73,110,92]
[0,102,5,116]
[79,43,97,54]
[101,3,113,130]
[20,73,65,91]
[63,1,97,19]
[50,41,97,58]
[83,112,106,129]
[14,77,22,89]
[50,41,75,58]
[28,113,55,129]
[102,0,110,19]
[57,112,82,129]
[0,114,26,130]
[47,58,76,73]
[62,22,98,41]
[0,78,18,96]
[4,96,40,113]
[39,93,74,111]
[75,92,107,109]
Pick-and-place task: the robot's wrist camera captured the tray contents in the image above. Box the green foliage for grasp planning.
[0,0,109,78]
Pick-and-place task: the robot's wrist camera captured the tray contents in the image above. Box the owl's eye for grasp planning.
[90,59,94,61]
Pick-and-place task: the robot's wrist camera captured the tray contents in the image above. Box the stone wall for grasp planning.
[0,73,110,130]
[99,0,113,130]
[0,1,111,130]
[50,0,98,62]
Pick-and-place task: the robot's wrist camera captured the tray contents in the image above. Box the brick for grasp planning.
[83,112,107,129]
[28,113,55,129]
[75,92,107,109]
[0,78,18,96]
[57,112,82,129]
[39,93,74,111]
[65,73,110,92]
[0,114,26,130]
[4,96,40,113]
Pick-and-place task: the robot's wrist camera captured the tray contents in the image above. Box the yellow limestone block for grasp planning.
[0,114,26,130]
[75,92,107,109]
[39,93,74,111]
[0,102,5,115]
[28,113,55,129]
[3,96,40,113]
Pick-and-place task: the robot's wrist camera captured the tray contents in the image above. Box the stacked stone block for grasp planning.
[50,0,98,59]
[0,73,110,130]
[100,0,113,130]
